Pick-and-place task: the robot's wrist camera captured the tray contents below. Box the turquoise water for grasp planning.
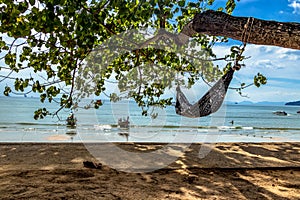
[1,96,300,143]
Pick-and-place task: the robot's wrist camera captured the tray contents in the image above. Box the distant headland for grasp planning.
[285,100,300,106]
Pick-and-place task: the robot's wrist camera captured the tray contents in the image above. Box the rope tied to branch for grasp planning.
[240,17,254,51]
[174,14,255,118]
[233,17,254,70]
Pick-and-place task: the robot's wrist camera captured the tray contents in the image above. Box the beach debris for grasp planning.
[118,116,130,129]
[184,174,198,184]
[66,112,77,127]
[83,161,102,169]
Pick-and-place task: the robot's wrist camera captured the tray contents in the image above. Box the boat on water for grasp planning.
[297,111,300,114]
[273,111,287,116]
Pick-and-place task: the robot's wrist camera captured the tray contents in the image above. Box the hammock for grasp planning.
[175,67,235,118]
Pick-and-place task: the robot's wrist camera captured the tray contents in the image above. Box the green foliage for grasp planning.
[0,0,250,119]
[34,108,50,120]
[225,0,236,14]
[254,73,267,87]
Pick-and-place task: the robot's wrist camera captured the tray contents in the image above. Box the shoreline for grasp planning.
[1,130,298,143]
[0,142,300,199]
[2,141,299,144]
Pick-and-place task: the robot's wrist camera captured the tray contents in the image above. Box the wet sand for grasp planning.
[0,142,300,199]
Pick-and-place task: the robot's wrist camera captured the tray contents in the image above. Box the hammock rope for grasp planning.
[175,16,253,118]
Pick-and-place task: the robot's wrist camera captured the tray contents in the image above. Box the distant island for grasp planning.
[226,101,286,106]
[285,101,300,106]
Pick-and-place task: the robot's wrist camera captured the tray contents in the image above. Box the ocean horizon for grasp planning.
[1,96,300,143]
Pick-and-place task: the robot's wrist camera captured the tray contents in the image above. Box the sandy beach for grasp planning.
[0,142,300,199]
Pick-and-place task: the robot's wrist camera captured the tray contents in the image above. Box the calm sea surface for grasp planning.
[1,96,300,143]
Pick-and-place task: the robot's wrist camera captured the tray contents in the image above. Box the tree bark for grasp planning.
[181,10,300,50]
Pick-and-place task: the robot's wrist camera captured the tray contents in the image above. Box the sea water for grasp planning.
[0,96,300,143]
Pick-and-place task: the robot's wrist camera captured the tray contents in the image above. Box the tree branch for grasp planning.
[180,10,300,50]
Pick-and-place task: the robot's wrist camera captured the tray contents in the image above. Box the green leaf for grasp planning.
[4,86,11,96]
[178,0,185,7]
[29,0,35,6]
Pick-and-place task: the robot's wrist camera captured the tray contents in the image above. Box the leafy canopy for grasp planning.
[0,0,265,119]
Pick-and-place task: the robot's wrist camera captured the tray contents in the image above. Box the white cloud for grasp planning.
[214,44,300,77]
[213,44,300,102]
[288,0,300,14]
[253,59,278,69]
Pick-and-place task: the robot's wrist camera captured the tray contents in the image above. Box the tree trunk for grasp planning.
[181,10,300,50]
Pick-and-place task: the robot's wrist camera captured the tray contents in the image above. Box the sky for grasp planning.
[1,0,300,103]
[211,0,300,103]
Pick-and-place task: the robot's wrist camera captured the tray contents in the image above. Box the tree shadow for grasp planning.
[162,142,300,199]
[0,142,300,199]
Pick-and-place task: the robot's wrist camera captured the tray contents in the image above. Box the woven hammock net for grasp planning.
[175,68,235,118]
